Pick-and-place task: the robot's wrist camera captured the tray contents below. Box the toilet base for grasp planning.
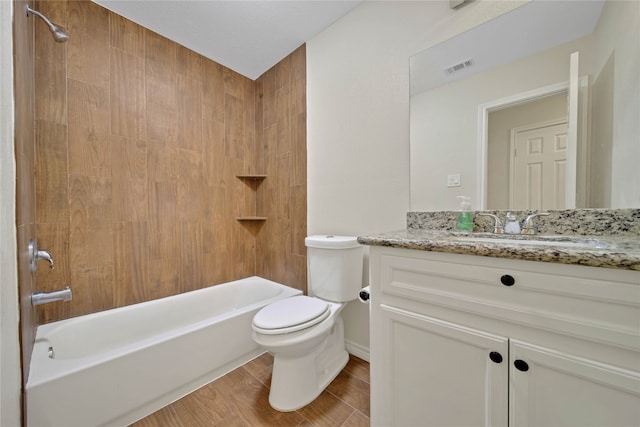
[268,317,349,412]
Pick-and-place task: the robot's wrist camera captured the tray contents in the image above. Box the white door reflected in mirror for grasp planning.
[511,120,568,210]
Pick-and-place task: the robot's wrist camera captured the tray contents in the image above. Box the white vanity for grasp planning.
[360,210,640,427]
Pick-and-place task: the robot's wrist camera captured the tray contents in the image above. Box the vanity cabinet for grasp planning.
[378,305,509,426]
[369,246,640,427]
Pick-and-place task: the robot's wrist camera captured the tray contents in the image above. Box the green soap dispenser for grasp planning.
[456,196,473,231]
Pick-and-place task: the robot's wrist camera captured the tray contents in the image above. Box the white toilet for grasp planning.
[251,235,364,412]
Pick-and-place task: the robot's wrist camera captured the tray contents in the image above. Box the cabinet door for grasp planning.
[510,339,640,427]
[372,305,508,427]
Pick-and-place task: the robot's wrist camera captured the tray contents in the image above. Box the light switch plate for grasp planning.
[447,174,461,187]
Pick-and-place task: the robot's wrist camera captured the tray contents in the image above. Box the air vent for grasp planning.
[444,59,473,75]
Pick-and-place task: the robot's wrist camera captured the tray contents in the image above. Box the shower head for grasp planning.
[26,6,70,43]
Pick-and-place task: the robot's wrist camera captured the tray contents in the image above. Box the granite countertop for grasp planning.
[358,209,640,271]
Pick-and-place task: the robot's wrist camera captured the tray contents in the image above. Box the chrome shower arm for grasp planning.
[27,7,55,31]
[26,5,69,42]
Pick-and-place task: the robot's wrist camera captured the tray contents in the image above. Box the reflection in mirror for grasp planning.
[410,0,639,211]
[487,92,568,210]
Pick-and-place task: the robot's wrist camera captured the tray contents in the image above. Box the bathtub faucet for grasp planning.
[31,286,72,306]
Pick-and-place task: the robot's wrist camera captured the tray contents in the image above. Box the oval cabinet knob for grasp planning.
[489,351,503,364]
[514,359,529,372]
[500,274,515,286]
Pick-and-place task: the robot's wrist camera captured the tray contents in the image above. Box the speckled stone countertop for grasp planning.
[358,209,640,271]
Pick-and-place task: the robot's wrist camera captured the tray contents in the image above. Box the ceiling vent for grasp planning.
[444,59,473,75]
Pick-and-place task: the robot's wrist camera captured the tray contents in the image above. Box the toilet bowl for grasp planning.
[252,297,348,411]
[251,235,363,412]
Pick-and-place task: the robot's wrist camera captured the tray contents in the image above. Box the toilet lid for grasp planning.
[253,296,330,334]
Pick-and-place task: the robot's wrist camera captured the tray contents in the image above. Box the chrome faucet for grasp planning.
[477,213,504,234]
[521,212,550,235]
[31,286,72,306]
[36,249,54,269]
[28,239,54,272]
[478,212,550,235]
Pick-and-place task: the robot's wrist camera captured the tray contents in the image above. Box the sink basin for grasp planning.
[452,235,614,249]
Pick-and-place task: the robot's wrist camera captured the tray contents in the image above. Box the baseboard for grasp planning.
[345,340,370,362]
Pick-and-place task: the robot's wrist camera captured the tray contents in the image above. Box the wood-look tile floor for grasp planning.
[132,353,370,426]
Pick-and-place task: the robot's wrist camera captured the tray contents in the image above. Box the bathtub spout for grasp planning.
[32,286,72,306]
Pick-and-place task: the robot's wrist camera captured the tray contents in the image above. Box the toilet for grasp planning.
[251,235,364,412]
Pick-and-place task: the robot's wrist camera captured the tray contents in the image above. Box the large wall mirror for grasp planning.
[410,0,639,211]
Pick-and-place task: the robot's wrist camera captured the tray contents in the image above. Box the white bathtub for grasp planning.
[26,276,301,427]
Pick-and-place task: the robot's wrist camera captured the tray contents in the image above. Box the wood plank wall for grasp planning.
[32,0,307,324]
[14,0,38,394]
[255,47,308,287]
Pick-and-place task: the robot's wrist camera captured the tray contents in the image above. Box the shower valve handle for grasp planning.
[36,249,54,269]
[28,239,55,272]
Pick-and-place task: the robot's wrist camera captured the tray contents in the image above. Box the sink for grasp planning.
[452,235,614,249]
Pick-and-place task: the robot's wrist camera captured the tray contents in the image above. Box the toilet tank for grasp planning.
[305,235,364,302]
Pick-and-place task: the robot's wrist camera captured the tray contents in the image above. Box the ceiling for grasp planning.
[410,0,606,95]
[93,0,362,80]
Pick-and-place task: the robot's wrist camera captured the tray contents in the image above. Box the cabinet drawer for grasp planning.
[376,249,640,350]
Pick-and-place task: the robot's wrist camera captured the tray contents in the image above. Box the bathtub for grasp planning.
[26,276,301,427]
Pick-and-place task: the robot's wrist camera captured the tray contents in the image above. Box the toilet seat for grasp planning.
[253,296,330,335]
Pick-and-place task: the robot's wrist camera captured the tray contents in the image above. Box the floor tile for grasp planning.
[134,354,370,426]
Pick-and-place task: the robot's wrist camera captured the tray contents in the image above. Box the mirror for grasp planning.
[410,0,639,211]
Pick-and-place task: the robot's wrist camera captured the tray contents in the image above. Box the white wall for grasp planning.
[306,0,528,357]
[0,1,23,425]
[592,0,640,208]
[307,1,434,359]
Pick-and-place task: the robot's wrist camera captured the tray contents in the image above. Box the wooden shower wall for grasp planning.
[15,0,38,388]
[255,47,308,288]
[34,0,307,323]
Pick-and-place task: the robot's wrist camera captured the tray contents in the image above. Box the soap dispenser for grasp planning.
[456,196,473,232]
[504,212,521,234]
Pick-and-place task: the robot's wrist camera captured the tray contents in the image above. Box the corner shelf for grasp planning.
[236,175,267,222]
[236,216,267,221]
[236,174,267,180]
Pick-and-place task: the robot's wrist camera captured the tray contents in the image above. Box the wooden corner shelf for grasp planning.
[236,216,267,221]
[236,174,267,180]
[236,175,268,221]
